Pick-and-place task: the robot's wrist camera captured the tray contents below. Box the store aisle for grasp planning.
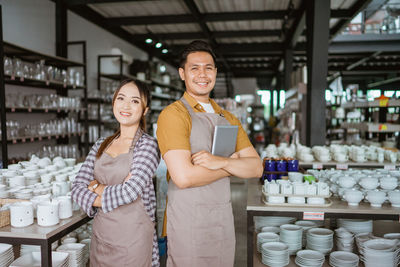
[231,178,248,267]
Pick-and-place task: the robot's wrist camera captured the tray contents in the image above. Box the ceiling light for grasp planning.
[161,49,168,54]
[145,38,153,44]
[155,42,162,48]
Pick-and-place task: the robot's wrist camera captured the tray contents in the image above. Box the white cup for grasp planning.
[55,174,68,182]
[57,196,73,219]
[37,201,59,227]
[52,181,70,197]
[10,202,34,227]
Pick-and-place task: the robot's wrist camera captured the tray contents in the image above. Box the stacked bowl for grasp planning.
[306,228,333,255]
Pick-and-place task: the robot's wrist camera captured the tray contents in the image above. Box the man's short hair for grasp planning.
[179,40,217,68]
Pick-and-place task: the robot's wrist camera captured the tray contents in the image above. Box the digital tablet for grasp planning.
[211,125,238,157]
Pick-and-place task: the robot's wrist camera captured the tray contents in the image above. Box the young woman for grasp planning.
[72,79,160,267]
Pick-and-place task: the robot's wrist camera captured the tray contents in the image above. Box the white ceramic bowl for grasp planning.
[343,190,364,206]
[366,191,386,207]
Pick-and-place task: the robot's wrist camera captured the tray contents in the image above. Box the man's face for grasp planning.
[179,51,217,100]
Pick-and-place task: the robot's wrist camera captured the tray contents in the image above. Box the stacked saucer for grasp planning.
[306,228,333,255]
[254,216,296,231]
[337,219,373,234]
[57,243,86,267]
[14,189,33,200]
[20,245,40,256]
[335,227,355,252]
[329,251,359,267]
[279,224,302,255]
[295,220,318,248]
[361,239,399,267]
[10,251,69,267]
[261,242,289,267]
[80,239,91,265]
[257,232,279,252]
[295,250,325,267]
[0,243,14,267]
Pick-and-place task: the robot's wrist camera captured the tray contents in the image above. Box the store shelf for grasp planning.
[7,132,84,144]
[4,42,84,68]
[87,97,111,104]
[299,160,400,169]
[342,99,400,109]
[4,75,85,91]
[341,122,400,133]
[100,73,151,84]
[152,92,176,100]
[6,107,84,113]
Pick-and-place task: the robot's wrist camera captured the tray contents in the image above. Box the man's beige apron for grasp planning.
[91,131,154,267]
[167,97,235,267]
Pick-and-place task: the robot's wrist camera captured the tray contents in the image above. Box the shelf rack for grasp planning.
[0,40,88,167]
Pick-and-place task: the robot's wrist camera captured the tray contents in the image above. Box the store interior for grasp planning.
[0,0,400,266]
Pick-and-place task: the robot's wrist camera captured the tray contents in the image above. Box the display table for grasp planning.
[0,210,91,267]
[246,179,400,267]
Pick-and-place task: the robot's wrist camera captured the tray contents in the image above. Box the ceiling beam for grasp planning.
[284,0,306,49]
[182,0,231,72]
[133,30,282,41]
[106,9,358,26]
[330,0,374,38]
[66,0,164,5]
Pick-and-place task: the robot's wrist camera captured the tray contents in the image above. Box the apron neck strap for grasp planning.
[180,97,196,116]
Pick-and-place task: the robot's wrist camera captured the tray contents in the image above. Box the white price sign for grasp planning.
[312,163,323,169]
[336,164,348,170]
[384,165,396,170]
[303,212,325,221]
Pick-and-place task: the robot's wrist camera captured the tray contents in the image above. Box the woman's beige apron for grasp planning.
[166,97,235,267]
[91,132,154,267]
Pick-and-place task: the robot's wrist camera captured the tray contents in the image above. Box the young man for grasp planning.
[157,40,263,267]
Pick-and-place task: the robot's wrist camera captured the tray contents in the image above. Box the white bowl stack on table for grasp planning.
[279,224,303,255]
[329,251,360,267]
[306,228,334,255]
[295,249,325,267]
[10,251,69,267]
[260,242,289,267]
[0,243,14,267]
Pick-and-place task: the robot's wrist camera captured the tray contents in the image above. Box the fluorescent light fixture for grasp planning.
[155,42,162,48]
[161,49,168,54]
[145,38,153,44]
[160,65,166,72]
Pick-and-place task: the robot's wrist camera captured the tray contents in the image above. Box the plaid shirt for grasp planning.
[71,132,160,267]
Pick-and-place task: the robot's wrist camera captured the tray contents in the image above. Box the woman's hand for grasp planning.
[123,172,132,183]
[88,180,99,193]
[88,180,105,196]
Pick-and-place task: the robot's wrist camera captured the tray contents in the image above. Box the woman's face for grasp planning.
[113,83,148,127]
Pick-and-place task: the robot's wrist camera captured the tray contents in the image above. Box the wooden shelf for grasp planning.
[342,99,400,109]
[6,132,84,144]
[4,75,85,90]
[341,122,400,133]
[6,107,84,113]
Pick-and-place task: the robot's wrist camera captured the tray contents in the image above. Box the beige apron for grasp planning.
[166,97,235,267]
[91,132,154,267]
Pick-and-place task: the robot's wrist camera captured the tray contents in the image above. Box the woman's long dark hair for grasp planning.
[96,79,151,158]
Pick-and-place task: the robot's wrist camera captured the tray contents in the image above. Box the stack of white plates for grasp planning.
[57,243,85,267]
[295,220,318,248]
[257,232,279,252]
[306,228,333,255]
[280,224,303,255]
[0,190,10,198]
[0,243,14,266]
[80,239,91,265]
[10,251,69,267]
[295,250,325,267]
[261,242,289,267]
[337,219,373,234]
[383,233,400,240]
[360,239,399,267]
[354,232,377,255]
[20,245,40,256]
[335,227,355,252]
[254,216,296,231]
[14,189,33,199]
[329,251,359,267]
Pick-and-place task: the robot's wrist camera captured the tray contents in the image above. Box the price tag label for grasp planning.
[11,75,15,80]
[20,77,24,82]
[12,139,16,144]
[384,165,396,170]
[45,109,48,113]
[46,81,50,86]
[47,136,51,140]
[379,124,388,131]
[56,135,59,139]
[38,136,42,141]
[336,164,348,170]
[30,137,34,142]
[11,108,15,112]
[57,108,60,113]
[28,108,32,112]
[379,99,389,107]
[303,212,325,220]
[312,163,323,169]
[21,138,26,143]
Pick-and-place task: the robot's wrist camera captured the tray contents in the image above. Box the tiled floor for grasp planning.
[231,178,248,267]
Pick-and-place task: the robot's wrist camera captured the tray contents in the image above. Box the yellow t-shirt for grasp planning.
[156,92,252,157]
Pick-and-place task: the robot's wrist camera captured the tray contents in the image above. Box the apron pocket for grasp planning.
[90,233,128,267]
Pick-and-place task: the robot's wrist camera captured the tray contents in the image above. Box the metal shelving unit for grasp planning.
[0,39,88,167]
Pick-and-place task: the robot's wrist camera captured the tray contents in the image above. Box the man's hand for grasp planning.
[192,150,228,170]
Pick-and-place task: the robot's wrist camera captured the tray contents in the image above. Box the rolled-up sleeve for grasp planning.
[71,138,104,217]
[101,136,160,213]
